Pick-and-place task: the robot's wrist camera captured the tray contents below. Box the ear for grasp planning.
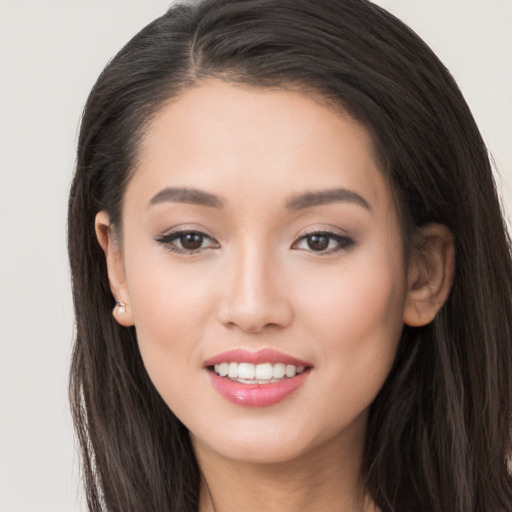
[95,211,134,327]
[403,224,455,327]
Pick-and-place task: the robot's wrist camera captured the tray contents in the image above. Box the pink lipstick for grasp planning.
[204,349,312,407]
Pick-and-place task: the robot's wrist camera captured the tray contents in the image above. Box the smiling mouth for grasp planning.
[206,352,313,406]
[209,362,309,384]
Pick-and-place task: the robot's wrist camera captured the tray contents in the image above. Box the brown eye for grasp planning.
[307,234,329,251]
[292,231,355,254]
[155,230,219,254]
[179,233,205,250]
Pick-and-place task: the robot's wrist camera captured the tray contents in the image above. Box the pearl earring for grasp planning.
[115,300,127,314]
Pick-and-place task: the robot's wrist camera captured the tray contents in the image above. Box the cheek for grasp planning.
[123,251,218,388]
[296,249,407,377]
[290,259,406,432]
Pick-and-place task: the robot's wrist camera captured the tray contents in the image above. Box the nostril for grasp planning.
[217,275,294,332]
[221,316,290,334]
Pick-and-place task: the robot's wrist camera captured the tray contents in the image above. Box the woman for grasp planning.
[67,0,512,510]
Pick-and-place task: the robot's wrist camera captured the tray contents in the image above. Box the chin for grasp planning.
[189,410,365,467]
[193,431,313,465]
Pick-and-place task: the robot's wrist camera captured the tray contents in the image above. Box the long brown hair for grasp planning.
[68,1,512,510]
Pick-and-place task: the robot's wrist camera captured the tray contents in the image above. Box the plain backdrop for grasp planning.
[0,1,511,511]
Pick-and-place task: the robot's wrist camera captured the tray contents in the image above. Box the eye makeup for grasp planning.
[154,227,220,255]
[154,225,355,257]
[291,230,355,254]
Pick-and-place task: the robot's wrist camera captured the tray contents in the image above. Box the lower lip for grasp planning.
[207,369,311,407]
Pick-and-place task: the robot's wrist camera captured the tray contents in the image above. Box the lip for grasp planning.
[204,348,313,407]
[207,369,311,407]
[203,348,311,367]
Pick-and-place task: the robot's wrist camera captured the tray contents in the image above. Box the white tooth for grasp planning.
[218,362,229,377]
[255,363,273,380]
[236,378,255,384]
[272,363,286,379]
[296,366,305,374]
[238,363,255,380]
[228,362,238,378]
[285,364,296,378]
[236,378,271,384]
[214,364,219,374]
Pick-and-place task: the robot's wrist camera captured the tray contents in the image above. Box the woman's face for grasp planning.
[108,80,411,464]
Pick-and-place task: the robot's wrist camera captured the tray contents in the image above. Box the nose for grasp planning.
[217,244,293,333]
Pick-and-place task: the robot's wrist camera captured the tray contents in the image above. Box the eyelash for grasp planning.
[292,231,355,254]
[155,229,355,255]
[154,229,220,255]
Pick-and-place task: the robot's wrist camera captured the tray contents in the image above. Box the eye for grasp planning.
[292,231,354,254]
[155,229,220,254]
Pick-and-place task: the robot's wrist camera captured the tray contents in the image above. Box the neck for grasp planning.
[194,421,378,512]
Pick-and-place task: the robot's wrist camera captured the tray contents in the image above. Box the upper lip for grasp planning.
[203,348,312,368]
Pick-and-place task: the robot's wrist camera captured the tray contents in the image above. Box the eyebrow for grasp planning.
[149,187,224,208]
[286,188,372,211]
[148,186,371,212]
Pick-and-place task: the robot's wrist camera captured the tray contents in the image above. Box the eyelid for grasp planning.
[153,224,354,255]
[154,225,220,254]
[295,225,349,238]
[291,227,355,254]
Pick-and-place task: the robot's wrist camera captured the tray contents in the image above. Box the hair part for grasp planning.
[68,1,512,510]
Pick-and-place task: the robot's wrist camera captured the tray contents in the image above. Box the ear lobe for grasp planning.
[403,224,455,327]
[95,211,135,327]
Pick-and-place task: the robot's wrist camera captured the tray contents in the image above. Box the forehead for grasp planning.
[128,79,392,216]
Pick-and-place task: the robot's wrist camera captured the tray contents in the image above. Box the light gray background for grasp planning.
[0,1,510,511]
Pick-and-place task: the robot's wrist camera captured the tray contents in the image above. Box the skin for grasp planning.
[96,80,454,512]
